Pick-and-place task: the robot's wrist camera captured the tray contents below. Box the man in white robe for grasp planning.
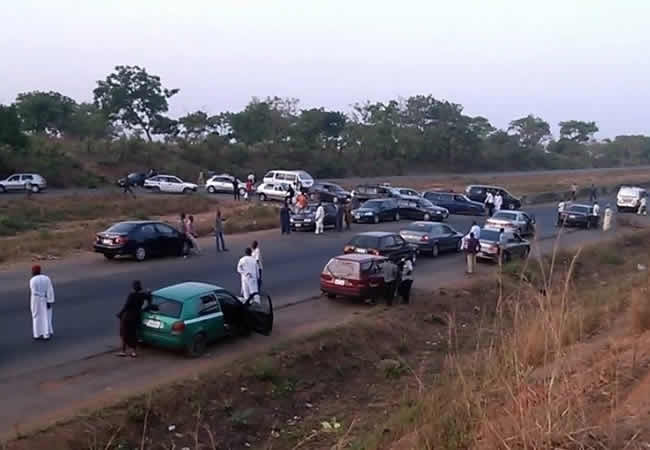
[29,265,55,340]
[237,248,259,303]
[494,193,503,212]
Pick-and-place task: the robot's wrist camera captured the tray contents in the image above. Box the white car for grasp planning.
[484,210,536,236]
[257,182,292,202]
[144,175,198,194]
[262,170,314,190]
[205,174,247,196]
[616,186,647,212]
[389,187,422,200]
[0,173,47,193]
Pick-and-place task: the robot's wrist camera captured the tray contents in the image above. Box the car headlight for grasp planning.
[364,212,374,216]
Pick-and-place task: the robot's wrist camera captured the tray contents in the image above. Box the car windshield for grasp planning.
[297,171,313,181]
[362,200,383,210]
[105,222,138,234]
[479,229,501,242]
[150,296,183,319]
[492,212,518,221]
[419,199,435,208]
[348,235,380,248]
[328,184,345,192]
[405,223,434,233]
[325,258,360,280]
[568,205,591,214]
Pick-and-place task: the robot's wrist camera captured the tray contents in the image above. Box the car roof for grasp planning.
[568,203,592,208]
[355,231,397,237]
[153,282,222,301]
[112,220,159,226]
[334,254,387,262]
[468,184,508,190]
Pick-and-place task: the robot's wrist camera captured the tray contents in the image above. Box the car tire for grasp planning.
[432,244,439,258]
[424,213,431,221]
[30,184,40,193]
[373,215,379,224]
[259,194,267,201]
[395,213,400,222]
[135,246,147,262]
[103,254,115,260]
[0,185,5,193]
[207,186,216,194]
[327,293,336,299]
[153,186,161,192]
[186,333,207,358]
[183,188,192,194]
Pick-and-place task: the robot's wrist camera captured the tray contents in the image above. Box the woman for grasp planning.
[117,280,151,357]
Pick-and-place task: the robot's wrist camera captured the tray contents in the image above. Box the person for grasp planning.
[382,259,399,306]
[397,258,414,304]
[296,179,302,194]
[29,265,55,340]
[116,280,151,357]
[498,228,507,265]
[335,199,344,232]
[237,248,259,302]
[494,192,503,212]
[296,192,308,210]
[589,183,597,203]
[470,221,481,240]
[484,190,495,217]
[197,171,205,186]
[571,183,578,201]
[252,240,263,291]
[344,201,353,230]
[464,232,480,275]
[245,180,253,201]
[180,213,192,256]
[248,172,255,184]
[603,204,613,231]
[232,178,240,201]
[215,209,227,252]
[287,184,295,203]
[592,201,600,217]
[122,174,136,199]
[186,215,201,254]
[314,202,325,235]
[638,196,648,216]
[280,201,291,234]
[557,199,566,226]
[350,192,361,211]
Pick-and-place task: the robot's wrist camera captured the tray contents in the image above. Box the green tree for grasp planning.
[559,120,599,143]
[65,103,113,139]
[14,91,77,135]
[0,105,28,148]
[93,65,179,141]
[508,115,551,148]
[177,110,220,143]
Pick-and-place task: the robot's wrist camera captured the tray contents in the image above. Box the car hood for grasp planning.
[564,211,588,216]
[353,208,377,214]
[292,211,316,220]
[424,206,448,213]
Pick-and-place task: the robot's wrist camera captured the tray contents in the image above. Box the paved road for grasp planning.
[0,197,614,379]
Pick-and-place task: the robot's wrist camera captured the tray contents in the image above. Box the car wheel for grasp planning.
[135,246,147,261]
[259,194,267,201]
[103,254,115,260]
[395,212,400,222]
[207,186,216,194]
[327,293,336,299]
[432,244,439,257]
[31,185,40,193]
[186,333,207,358]
[183,188,192,194]
[424,213,431,221]
[153,186,161,192]
[373,215,379,224]
[0,185,6,193]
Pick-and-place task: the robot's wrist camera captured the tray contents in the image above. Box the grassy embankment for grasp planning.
[5,225,650,449]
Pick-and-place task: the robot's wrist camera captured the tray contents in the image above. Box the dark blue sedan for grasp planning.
[423,191,485,216]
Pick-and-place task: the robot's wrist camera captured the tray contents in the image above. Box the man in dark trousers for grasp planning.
[232,178,240,201]
[122,174,136,199]
[280,201,291,234]
[335,199,344,232]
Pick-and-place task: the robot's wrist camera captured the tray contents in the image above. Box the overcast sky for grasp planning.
[2,0,648,137]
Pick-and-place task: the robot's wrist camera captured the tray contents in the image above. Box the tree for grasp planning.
[14,91,77,135]
[93,65,179,141]
[0,105,28,148]
[508,115,551,148]
[65,103,113,139]
[177,110,220,143]
[559,120,599,143]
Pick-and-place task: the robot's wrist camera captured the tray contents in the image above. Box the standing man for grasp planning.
[280,201,291,234]
[498,228,507,265]
[122,174,136,199]
[350,192,361,211]
[603,204,613,231]
[287,184,295,204]
[557,198,566,226]
[248,172,255,184]
[116,280,151,358]
[344,201,352,230]
[382,259,398,306]
[397,258,414,304]
[232,178,240,201]
[197,171,205,186]
[638,195,648,216]
[215,209,228,252]
[470,221,481,240]
[464,232,480,275]
[187,215,201,254]
[314,202,325,235]
[494,192,503,213]
[29,265,55,340]
[237,248,259,302]
[589,183,598,203]
[571,183,578,201]
[252,240,263,291]
[484,190,495,217]
[335,199,344,232]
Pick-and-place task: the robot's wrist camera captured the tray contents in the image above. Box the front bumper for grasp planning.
[353,215,376,223]
[291,221,315,231]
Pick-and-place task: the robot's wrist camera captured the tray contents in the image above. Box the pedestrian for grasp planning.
[498,228,507,265]
[397,258,414,304]
[464,232,480,275]
[470,221,481,240]
[29,265,55,340]
[237,248,259,302]
[232,178,240,201]
[187,215,201,254]
[335,199,344,232]
[344,201,352,230]
[350,192,361,211]
[198,171,205,186]
[245,180,253,201]
[287,183,295,203]
[116,280,151,358]
[494,192,503,212]
[215,209,228,252]
[603,204,613,231]
[122,175,136,199]
[314,202,325,235]
[571,183,578,201]
[180,213,191,256]
[592,201,600,217]
[248,172,255,184]
[638,196,648,216]
[252,240,263,291]
[484,190,495,217]
[589,183,597,203]
[382,259,399,306]
[280,201,291,234]
[557,198,566,226]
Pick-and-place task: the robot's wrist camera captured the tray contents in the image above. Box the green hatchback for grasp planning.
[139,282,273,357]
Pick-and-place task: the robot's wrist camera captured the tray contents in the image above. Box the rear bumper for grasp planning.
[93,245,130,256]
[139,329,186,350]
[320,282,379,298]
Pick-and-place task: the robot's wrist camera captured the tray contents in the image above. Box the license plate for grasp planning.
[569,215,576,219]
[144,319,162,329]
[334,279,345,286]
[355,248,367,254]
[102,239,112,244]
[295,223,301,227]
[354,215,360,219]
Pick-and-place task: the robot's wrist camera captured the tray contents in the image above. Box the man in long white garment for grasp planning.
[29,265,55,340]
[237,248,259,303]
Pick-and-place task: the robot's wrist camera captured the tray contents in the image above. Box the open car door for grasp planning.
[245,293,274,336]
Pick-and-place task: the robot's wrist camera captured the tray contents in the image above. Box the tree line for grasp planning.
[1,65,649,185]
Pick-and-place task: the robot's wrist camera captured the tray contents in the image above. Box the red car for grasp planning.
[320,254,387,300]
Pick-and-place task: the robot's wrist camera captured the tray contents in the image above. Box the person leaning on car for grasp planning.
[382,259,399,306]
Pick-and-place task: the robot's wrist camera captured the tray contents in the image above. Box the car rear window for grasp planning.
[325,258,360,280]
[348,235,380,248]
[151,296,183,319]
[568,205,590,214]
[480,229,501,242]
[363,200,383,209]
[105,223,137,233]
[405,223,434,232]
[492,212,518,220]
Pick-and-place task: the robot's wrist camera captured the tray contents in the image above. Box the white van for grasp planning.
[262,170,314,190]
[616,186,647,212]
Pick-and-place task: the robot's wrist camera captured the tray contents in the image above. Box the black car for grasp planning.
[477,228,530,263]
[423,191,485,215]
[351,184,396,202]
[117,172,148,188]
[399,222,463,257]
[466,185,522,210]
[308,182,350,203]
[344,232,417,262]
[352,199,400,223]
[558,204,600,229]
[94,221,190,261]
[398,198,449,222]
[290,203,338,231]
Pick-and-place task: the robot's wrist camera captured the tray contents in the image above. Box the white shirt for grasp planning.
[494,195,503,209]
[592,204,600,216]
[470,225,481,240]
[641,197,647,207]
[558,201,565,212]
[252,247,263,270]
[485,192,494,204]
[315,205,325,221]
[402,260,414,281]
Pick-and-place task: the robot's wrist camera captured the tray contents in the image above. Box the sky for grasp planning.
[1,0,649,138]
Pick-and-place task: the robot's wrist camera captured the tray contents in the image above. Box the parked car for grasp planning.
[616,186,647,213]
[399,221,463,257]
[94,221,190,261]
[466,185,522,210]
[423,191,485,215]
[343,231,417,262]
[262,170,314,190]
[205,174,247,196]
[140,282,273,357]
[558,204,600,229]
[352,198,401,223]
[320,254,387,300]
[0,173,47,193]
[144,175,198,194]
[308,182,350,203]
[485,210,536,236]
[398,198,449,222]
[477,228,530,263]
[117,172,148,188]
[388,187,422,200]
[350,184,396,202]
[257,182,292,202]
[290,203,338,231]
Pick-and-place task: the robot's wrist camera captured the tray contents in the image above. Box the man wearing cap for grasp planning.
[29,265,55,340]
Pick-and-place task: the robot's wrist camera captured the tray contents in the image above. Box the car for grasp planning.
[352,198,401,223]
[466,185,522,210]
[320,254,387,300]
[398,198,450,222]
[144,175,198,194]
[257,182,292,202]
[388,187,422,200]
[484,210,536,236]
[477,228,530,263]
[94,221,190,261]
[616,186,647,213]
[344,231,417,262]
[558,204,600,229]
[0,173,47,193]
[139,282,273,357]
[262,170,314,190]
[290,203,338,231]
[308,182,350,203]
[117,172,148,188]
[205,174,247,196]
[350,184,396,202]
[423,191,485,215]
[399,221,463,257]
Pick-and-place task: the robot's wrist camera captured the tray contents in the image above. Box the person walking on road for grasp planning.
[571,183,578,201]
[232,178,240,201]
[214,209,227,252]
[397,258,414,304]
[344,201,353,230]
[557,198,566,226]
[252,240,263,291]
[314,202,325,235]
[116,280,151,358]
[498,228,507,265]
[382,259,399,306]
[470,221,481,240]
[29,265,55,340]
[589,183,598,203]
[335,199,344,232]
[237,248,259,302]
[494,192,503,213]
[638,196,648,216]
[592,201,601,218]
[122,174,136,199]
[484,190,495,217]
[464,232,480,275]
[187,215,201,254]
[280,201,291,234]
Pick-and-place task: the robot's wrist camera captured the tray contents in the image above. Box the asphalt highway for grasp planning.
[0,197,614,379]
